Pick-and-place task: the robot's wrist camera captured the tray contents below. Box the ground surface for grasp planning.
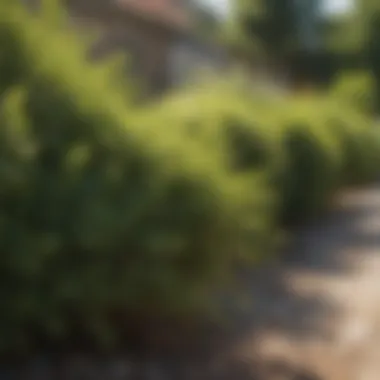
[226,184,380,380]
[4,183,380,379]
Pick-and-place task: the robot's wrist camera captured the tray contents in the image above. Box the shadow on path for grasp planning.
[223,185,380,338]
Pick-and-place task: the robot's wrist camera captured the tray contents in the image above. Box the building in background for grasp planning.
[22,0,294,97]
[24,0,230,97]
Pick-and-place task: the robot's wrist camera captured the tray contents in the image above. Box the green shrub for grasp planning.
[151,81,378,227]
[137,83,283,267]
[149,78,287,187]
[330,71,375,116]
[328,71,380,183]
[1,0,379,354]
[323,100,380,184]
[139,79,285,242]
[278,93,380,223]
[0,3,274,350]
[278,97,344,224]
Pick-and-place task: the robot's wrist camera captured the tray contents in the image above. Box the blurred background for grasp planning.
[1,0,380,379]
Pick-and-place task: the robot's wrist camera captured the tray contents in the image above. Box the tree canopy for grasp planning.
[226,0,323,61]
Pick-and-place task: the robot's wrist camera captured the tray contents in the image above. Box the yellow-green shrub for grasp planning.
[323,101,380,184]
[0,2,273,350]
[278,97,345,223]
[330,71,375,116]
[1,0,380,354]
[148,78,287,188]
[139,79,286,241]
[138,86,284,262]
[328,71,380,184]
[278,93,380,223]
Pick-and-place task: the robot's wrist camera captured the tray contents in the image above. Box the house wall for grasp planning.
[22,0,286,97]
[168,35,229,88]
[66,0,174,95]
[23,0,175,95]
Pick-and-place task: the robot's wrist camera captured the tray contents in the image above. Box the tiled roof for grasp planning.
[115,0,192,30]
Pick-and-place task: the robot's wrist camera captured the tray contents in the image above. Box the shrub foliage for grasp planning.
[0,2,275,349]
[0,1,379,352]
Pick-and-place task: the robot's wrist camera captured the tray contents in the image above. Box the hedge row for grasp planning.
[147,80,380,224]
[330,71,376,116]
[0,2,379,351]
[0,1,278,350]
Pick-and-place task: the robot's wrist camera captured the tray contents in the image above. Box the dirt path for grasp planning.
[223,184,380,380]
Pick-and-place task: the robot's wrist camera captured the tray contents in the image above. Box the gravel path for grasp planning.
[227,184,380,380]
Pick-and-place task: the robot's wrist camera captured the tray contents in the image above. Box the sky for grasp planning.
[201,0,354,17]
[323,0,353,14]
